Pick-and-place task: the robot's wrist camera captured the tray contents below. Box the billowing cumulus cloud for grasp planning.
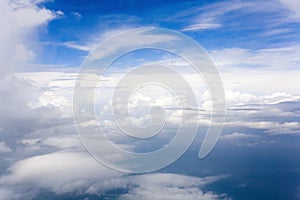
[0,0,57,77]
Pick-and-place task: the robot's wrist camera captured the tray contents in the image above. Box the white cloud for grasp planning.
[0,142,13,153]
[119,173,229,200]
[279,0,300,19]
[182,0,300,33]
[15,64,300,137]
[183,23,221,31]
[210,46,300,70]
[0,150,228,199]
[0,151,123,194]
[182,1,252,32]
[62,28,135,52]
[15,44,36,62]
[71,11,82,18]
[63,27,179,56]
[41,136,81,149]
[12,7,55,28]
[210,46,300,97]
[87,28,178,61]
[56,10,64,17]
[263,28,291,36]
[221,132,259,140]
[226,121,300,135]
[63,41,94,52]
[87,173,230,200]
[0,0,57,77]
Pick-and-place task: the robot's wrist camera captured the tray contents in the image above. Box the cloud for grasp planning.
[119,173,229,200]
[262,28,291,36]
[41,136,81,149]
[55,10,64,17]
[63,41,94,52]
[181,0,300,33]
[279,0,300,19]
[11,6,55,28]
[71,11,82,18]
[14,64,300,138]
[181,1,254,32]
[0,0,57,77]
[0,151,122,195]
[15,44,36,62]
[210,45,300,70]
[87,173,230,200]
[0,1,298,199]
[0,189,14,200]
[0,142,13,153]
[0,75,63,137]
[0,68,230,198]
[183,23,221,31]
[225,121,300,135]
[0,148,228,199]
[221,132,259,140]
[59,28,130,52]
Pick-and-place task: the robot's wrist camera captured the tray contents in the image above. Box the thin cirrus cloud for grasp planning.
[183,23,222,31]
[181,0,300,32]
[180,1,250,31]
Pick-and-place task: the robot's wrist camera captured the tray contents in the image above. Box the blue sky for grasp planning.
[28,0,300,66]
[0,0,300,199]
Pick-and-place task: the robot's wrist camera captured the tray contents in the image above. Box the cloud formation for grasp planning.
[0,0,57,77]
[119,174,229,200]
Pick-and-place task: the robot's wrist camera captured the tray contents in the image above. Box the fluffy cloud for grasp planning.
[14,65,300,137]
[0,151,122,195]
[0,144,228,199]
[119,173,229,200]
[0,75,63,139]
[0,0,57,77]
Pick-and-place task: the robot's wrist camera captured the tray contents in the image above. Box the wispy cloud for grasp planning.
[262,28,291,36]
[63,41,95,52]
[221,132,259,140]
[278,0,300,20]
[183,23,221,31]
[182,0,300,33]
[181,1,251,31]
[210,45,300,70]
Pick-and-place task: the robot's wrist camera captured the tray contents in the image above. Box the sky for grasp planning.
[0,0,300,199]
